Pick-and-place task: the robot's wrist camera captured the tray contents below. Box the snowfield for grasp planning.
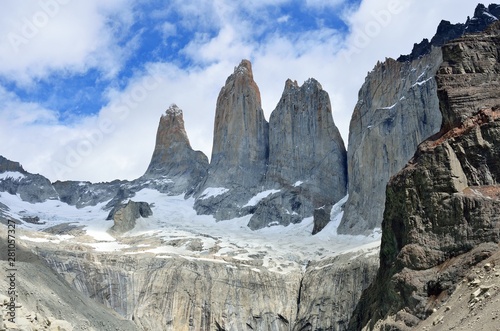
[0,188,381,274]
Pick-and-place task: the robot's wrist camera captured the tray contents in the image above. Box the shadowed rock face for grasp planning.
[349,21,500,331]
[143,104,209,195]
[248,78,347,229]
[340,3,500,236]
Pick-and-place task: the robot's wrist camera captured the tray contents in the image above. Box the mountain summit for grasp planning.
[143,104,208,195]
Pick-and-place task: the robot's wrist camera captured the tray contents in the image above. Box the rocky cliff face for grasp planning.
[338,48,443,234]
[349,21,500,331]
[195,62,347,228]
[194,60,269,220]
[143,104,209,195]
[340,3,500,236]
[34,240,377,331]
[294,252,378,331]
[247,79,347,230]
[398,4,500,62]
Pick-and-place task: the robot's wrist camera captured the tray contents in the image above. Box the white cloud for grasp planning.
[0,0,483,182]
[277,15,291,23]
[0,0,135,85]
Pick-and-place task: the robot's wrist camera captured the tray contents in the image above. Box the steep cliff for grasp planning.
[349,21,500,331]
[34,238,378,331]
[340,3,500,235]
[248,78,347,229]
[194,60,269,220]
[338,48,443,234]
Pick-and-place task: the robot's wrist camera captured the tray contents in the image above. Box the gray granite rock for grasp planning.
[338,48,443,235]
[108,200,153,233]
[194,60,269,220]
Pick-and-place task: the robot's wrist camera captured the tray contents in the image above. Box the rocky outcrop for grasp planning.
[397,3,500,62]
[107,200,152,233]
[349,21,500,331]
[338,47,443,234]
[194,60,269,220]
[247,79,347,230]
[142,104,209,195]
[0,155,59,203]
[53,180,125,208]
[340,3,500,236]
[0,226,137,331]
[294,253,378,331]
[40,248,301,331]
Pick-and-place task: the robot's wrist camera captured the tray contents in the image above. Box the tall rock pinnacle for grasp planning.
[247,78,347,229]
[207,59,269,188]
[194,60,269,220]
[143,104,208,195]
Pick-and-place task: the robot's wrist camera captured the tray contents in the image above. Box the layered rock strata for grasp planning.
[349,21,500,331]
[340,3,500,235]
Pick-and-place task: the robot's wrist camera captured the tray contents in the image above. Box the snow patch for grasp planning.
[412,77,433,87]
[243,189,280,207]
[0,172,25,181]
[380,103,397,110]
[293,181,303,187]
[199,187,229,200]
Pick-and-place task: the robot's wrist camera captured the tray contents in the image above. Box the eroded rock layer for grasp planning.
[349,21,500,331]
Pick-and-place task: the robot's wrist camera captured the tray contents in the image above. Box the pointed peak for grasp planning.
[303,78,322,90]
[164,104,183,117]
[285,79,299,90]
[234,59,253,77]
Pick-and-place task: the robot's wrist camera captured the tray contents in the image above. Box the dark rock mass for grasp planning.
[108,200,153,233]
[397,3,500,62]
[0,156,58,203]
[349,21,500,331]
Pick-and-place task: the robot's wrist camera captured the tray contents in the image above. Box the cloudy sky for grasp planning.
[0,0,479,182]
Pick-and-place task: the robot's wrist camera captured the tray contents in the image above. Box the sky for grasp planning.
[0,0,480,182]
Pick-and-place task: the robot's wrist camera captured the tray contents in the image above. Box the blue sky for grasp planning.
[0,0,479,181]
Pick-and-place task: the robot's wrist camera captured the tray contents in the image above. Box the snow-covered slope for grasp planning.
[1,188,380,275]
